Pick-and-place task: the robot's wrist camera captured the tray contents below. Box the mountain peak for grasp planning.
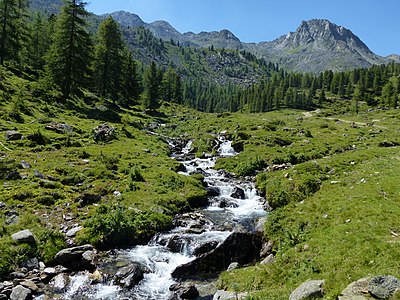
[106,11,146,28]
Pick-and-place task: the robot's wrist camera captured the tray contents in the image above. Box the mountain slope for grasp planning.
[249,19,385,72]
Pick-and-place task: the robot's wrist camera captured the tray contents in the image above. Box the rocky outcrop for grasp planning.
[172,232,262,279]
[93,124,116,142]
[289,280,325,300]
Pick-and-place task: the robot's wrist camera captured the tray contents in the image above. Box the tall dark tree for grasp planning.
[26,12,51,69]
[46,0,92,99]
[142,61,161,110]
[0,0,28,64]
[93,16,124,100]
[162,66,182,104]
[121,48,140,107]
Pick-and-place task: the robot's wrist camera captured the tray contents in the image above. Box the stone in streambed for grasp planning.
[114,263,146,288]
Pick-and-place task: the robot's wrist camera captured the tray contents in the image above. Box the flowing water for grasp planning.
[42,137,266,300]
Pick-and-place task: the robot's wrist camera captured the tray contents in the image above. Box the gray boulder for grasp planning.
[213,290,248,300]
[5,130,23,140]
[338,277,370,300]
[170,283,199,299]
[368,275,400,299]
[230,187,245,199]
[227,262,239,271]
[51,273,71,293]
[5,171,22,180]
[289,280,325,300]
[10,285,32,300]
[260,254,275,265]
[20,160,31,169]
[55,244,95,270]
[114,263,145,288]
[11,229,35,244]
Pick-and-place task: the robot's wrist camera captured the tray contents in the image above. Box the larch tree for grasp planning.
[120,48,141,107]
[0,0,28,64]
[46,0,92,99]
[142,61,161,110]
[93,16,124,100]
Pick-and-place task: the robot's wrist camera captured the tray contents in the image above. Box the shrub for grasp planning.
[236,157,267,176]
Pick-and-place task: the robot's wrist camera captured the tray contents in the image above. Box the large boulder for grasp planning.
[114,263,145,288]
[230,187,245,199]
[172,231,262,279]
[93,124,115,142]
[45,122,73,134]
[170,283,199,299]
[10,285,32,300]
[338,277,370,300]
[11,230,35,244]
[289,280,325,300]
[54,244,95,271]
[51,273,71,293]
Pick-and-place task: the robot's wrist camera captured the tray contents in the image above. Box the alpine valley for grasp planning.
[0,0,400,300]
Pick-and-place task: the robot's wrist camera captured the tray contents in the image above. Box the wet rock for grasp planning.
[10,271,26,279]
[114,263,145,288]
[11,229,35,244]
[230,187,245,199]
[6,171,22,180]
[50,273,70,293]
[368,275,400,299]
[10,285,32,300]
[338,277,370,300]
[54,244,95,271]
[166,235,186,253]
[170,283,199,299]
[289,279,325,300]
[173,212,213,233]
[218,199,239,209]
[227,262,239,271]
[5,130,23,140]
[260,254,275,265]
[93,124,115,142]
[213,290,248,300]
[193,241,219,256]
[172,232,262,279]
[20,160,31,169]
[206,186,221,197]
[0,294,7,300]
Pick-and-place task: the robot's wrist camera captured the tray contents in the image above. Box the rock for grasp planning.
[338,277,370,300]
[51,273,70,293]
[5,130,23,140]
[20,161,31,169]
[193,241,219,256]
[260,254,275,265]
[10,285,32,300]
[230,187,245,199]
[21,258,39,271]
[213,290,248,300]
[11,229,35,244]
[76,194,101,207]
[368,275,400,299]
[45,122,73,134]
[34,170,46,179]
[172,232,262,279]
[54,244,95,271]
[254,217,266,234]
[260,240,274,258]
[114,263,145,288]
[206,186,221,197]
[170,283,199,299]
[0,202,5,209]
[66,226,83,237]
[173,212,213,233]
[166,235,186,253]
[289,280,325,300]
[43,267,57,276]
[20,280,39,293]
[0,294,7,300]
[5,210,19,225]
[227,262,239,271]
[10,271,26,279]
[219,199,238,209]
[93,124,115,142]
[6,171,22,180]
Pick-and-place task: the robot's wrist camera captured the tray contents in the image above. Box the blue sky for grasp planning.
[86,0,399,56]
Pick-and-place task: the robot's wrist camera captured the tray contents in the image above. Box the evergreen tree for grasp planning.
[26,12,51,69]
[121,48,140,107]
[46,0,92,99]
[318,89,326,106]
[93,16,124,100]
[0,0,28,64]
[142,61,161,110]
[352,80,365,113]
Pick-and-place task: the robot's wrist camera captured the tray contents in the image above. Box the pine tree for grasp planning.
[46,0,92,99]
[0,0,28,64]
[142,61,161,110]
[93,16,124,100]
